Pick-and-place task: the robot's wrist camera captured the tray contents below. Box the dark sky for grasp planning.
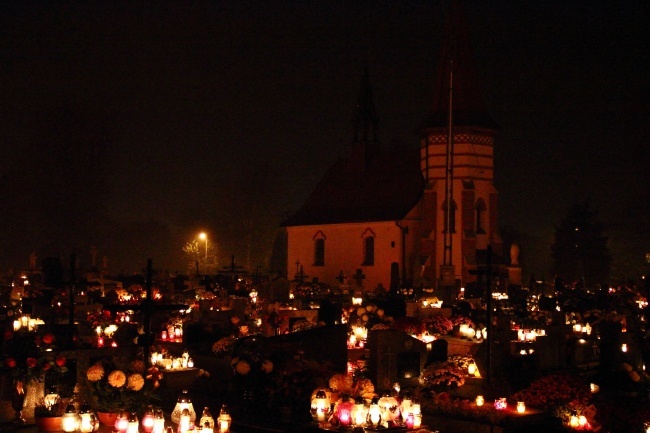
[0,1,647,279]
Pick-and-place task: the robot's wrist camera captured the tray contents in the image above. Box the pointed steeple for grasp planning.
[353,67,379,143]
[348,68,381,171]
[423,1,498,130]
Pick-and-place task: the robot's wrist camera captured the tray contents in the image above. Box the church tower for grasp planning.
[419,2,502,293]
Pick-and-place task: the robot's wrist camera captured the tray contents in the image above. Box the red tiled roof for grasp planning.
[282,147,424,227]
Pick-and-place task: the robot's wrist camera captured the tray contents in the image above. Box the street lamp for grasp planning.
[198,232,208,261]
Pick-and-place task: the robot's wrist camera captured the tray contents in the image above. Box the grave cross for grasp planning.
[336,270,346,284]
[293,265,309,285]
[218,255,247,284]
[353,269,366,287]
[103,259,188,364]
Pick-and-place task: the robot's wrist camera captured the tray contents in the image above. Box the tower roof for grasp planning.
[422,1,498,130]
[353,67,379,143]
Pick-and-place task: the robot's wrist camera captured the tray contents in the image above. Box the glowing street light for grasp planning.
[198,232,208,261]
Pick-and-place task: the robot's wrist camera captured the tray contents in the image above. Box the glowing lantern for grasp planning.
[78,405,98,433]
[153,409,165,433]
[141,406,154,433]
[351,398,368,428]
[335,401,354,427]
[126,412,139,433]
[61,404,80,433]
[310,389,331,422]
[494,398,507,410]
[199,407,214,430]
[179,409,191,433]
[517,401,526,414]
[115,410,129,433]
[44,386,60,409]
[368,398,381,427]
[467,363,477,376]
[377,393,399,423]
[171,390,196,425]
[475,395,484,407]
[217,405,231,433]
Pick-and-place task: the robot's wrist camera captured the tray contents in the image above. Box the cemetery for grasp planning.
[1,259,650,433]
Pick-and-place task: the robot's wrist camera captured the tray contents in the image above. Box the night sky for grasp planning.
[0,1,647,279]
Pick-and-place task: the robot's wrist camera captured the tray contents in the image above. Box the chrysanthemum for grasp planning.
[234,360,251,375]
[108,370,127,388]
[127,373,145,391]
[87,364,105,382]
[261,359,273,374]
[129,360,146,373]
[329,373,353,393]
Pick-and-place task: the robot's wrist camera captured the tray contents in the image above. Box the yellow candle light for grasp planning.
[517,401,525,413]
[475,395,484,406]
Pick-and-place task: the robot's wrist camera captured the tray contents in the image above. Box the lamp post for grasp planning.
[199,232,208,261]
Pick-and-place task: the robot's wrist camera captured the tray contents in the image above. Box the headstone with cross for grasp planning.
[353,268,366,287]
[102,259,188,364]
[336,270,346,285]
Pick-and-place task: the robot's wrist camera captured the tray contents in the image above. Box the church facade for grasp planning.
[283,4,502,295]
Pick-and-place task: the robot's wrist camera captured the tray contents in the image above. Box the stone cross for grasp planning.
[353,269,366,287]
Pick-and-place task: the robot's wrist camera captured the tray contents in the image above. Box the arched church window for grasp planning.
[441,199,457,234]
[313,232,326,266]
[476,199,487,234]
[361,228,376,266]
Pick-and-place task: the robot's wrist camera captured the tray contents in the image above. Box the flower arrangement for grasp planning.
[344,304,393,331]
[83,356,160,413]
[34,396,66,417]
[1,329,68,383]
[212,335,238,356]
[328,373,376,401]
[419,361,466,389]
[510,373,590,411]
[390,317,424,335]
[421,315,454,335]
[265,350,334,413]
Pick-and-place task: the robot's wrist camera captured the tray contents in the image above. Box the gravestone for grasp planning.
[367,329,427,391]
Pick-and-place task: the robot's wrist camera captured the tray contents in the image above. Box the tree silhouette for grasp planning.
[551,200,611,288]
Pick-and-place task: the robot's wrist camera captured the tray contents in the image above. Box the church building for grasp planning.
[282,3,503,296]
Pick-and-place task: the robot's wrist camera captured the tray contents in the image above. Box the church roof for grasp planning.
[421,1,498,131]
[282,147,424,227]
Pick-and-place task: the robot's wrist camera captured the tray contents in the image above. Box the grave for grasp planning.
[367,329,427,391]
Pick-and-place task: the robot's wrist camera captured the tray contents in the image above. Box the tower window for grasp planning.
[363,236,375,266]
[476,199,487,234]
[442,199,457,234]
[314,238,325,266]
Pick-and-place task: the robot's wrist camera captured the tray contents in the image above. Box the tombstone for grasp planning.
[426,339,448,366]
[367,329,427,391]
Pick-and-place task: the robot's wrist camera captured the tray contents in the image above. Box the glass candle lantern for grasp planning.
[199,407,214,430]
[153,409,165,433]
[179,409,191,433]
[217,405,231,433]
[141,407,155,433]
[171,390,196,425]
[368,398,381,427]
[126,412,139,433]
[61,404,80,433]
[79,405,97,433]
[377,393,399,423]
[336,401,354,427]
[494,398,507,410]
[517,401,526,413]
[115,410,129,433]
[310,389,331,422]
[351,398,368,428]
[475,395,484,406]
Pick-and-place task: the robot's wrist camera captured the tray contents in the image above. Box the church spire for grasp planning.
[423,0,497,130]
[348,67,381,171]
[353,66,379,143]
